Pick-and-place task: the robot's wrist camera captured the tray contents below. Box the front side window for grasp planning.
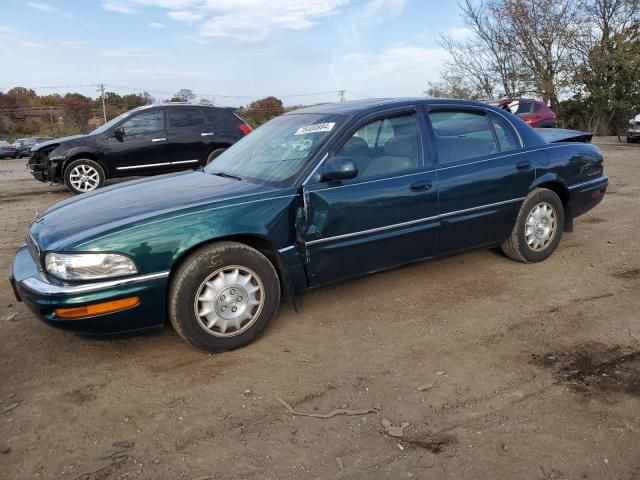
[335,113,421,180]
[429,110,498,164]
[122,110,164,135]
[205,113,342,187]
[169,108,205,128]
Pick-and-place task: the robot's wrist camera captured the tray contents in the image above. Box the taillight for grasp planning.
[239,123,252,135]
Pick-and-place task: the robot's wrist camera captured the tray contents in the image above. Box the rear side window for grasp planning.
[429,110,498,164]
[490,114,520,152]
[169,108,205,128]
[122,110,164,135]
[203,108,240,130]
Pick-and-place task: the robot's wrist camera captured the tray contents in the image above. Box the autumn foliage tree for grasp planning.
[62,93,93,131]
[243,96,285,126]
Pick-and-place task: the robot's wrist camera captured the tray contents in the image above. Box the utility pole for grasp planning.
[98,83,107,123]
[338,89,346,103]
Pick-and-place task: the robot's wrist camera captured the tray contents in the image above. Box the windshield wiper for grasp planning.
[211,171,242,181]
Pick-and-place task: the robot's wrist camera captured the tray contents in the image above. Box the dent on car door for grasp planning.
[430,109,536,253]
[106,109,167,174]
[302,109,439,286]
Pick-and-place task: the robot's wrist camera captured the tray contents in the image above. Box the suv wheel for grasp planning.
[64,159,105,194]
[206,147,227,165]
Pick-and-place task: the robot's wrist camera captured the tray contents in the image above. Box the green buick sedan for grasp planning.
[10,99,607,352]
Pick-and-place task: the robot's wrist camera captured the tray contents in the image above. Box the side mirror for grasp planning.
[320,156,358,182]
[113,127,125,140]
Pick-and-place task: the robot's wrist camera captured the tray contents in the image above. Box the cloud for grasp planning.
[27,2,55,13]
[100,0,349,41]
[167,10,203,22]
[149,22,166,28]
[342,43,448,90]
[198,0,349,41]
[28,2,73,18]
[360,0,406,19]
[444,27,473,41]
[102,1,137,14]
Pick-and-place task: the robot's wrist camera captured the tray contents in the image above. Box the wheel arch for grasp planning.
[167,234,294,305]
[62,151,110,177]
[529,175,573,232]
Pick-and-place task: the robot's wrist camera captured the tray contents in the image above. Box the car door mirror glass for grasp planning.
[321,156,358,182]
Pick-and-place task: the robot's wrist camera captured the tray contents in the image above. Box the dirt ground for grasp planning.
[1,140,639,480]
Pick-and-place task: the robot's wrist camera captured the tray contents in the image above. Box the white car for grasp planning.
[627,114,640,143]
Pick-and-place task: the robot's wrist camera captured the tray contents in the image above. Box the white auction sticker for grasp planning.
[294,122,335,135]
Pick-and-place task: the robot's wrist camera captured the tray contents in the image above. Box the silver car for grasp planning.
[627,114,640,143]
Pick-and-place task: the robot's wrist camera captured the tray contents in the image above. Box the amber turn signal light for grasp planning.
[55,297,140,319]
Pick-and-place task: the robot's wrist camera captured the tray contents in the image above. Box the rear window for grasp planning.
[169,108,205,128]
[203,108,244,130]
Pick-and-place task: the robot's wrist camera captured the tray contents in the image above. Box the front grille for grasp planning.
[28,151,49,171]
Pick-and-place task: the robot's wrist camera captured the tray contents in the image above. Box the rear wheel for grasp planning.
[63,159,105,194]
[501,188,565,263]
[169,241,281,352]
[206,147,227,165]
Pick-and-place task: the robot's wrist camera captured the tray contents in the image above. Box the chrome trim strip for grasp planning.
[172,159,199,165]
[278,245,296,253]
[117,162,170,171]
[201,132,214,136]
[151,138,166,142]
[440,197,525,218]
[306,197,525,246]
[307,214,440,245]
[20,271,170,296]
[568,176,608,190]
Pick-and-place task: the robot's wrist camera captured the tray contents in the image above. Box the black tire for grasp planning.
[169,241,281,352]
[501,188,565,263]
[205,147,227,165]
[63,158,105,195]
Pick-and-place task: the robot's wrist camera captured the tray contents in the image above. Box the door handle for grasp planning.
[151,137,166,142]
[201,132,215,136]
[410,181,432,192]
[516,160,531,170]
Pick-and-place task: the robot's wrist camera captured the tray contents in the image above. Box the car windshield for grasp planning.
[90,109,137,135]
[205,113,343,187]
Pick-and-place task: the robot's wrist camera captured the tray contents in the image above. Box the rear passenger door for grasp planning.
[428,107,536,254]
[166,107,209,169]
[303,107,439,285]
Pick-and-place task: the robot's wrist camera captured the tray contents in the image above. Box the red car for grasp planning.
[489,98,557,128]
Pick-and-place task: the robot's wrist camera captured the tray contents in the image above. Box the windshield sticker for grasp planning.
[294,122,335,136]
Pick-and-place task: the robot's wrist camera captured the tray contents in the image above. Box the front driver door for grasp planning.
[105,108,168,174]
[302,108,439,286]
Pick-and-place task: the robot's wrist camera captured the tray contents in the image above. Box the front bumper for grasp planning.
[627,130,640,139]
[10,246,169,335]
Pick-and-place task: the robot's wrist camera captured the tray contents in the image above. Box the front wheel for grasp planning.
[63,159,105,194]
[501,188,565,263]
[168,241,281,352]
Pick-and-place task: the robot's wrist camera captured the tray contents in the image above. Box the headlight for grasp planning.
[45,252,138,281]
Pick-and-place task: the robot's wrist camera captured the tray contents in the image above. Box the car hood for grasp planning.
[30,171,280,251]
[32,134,92,151]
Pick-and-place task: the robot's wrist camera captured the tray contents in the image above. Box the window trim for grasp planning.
[306,105,425,186]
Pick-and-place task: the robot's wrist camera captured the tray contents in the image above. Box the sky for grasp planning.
[0,0,471,106]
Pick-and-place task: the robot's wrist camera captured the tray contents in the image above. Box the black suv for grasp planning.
[28,103,252,194]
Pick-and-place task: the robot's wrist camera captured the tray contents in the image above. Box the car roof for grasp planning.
[286,98,506,116]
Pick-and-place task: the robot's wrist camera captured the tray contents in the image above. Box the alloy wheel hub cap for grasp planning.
[525,202,556,251]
